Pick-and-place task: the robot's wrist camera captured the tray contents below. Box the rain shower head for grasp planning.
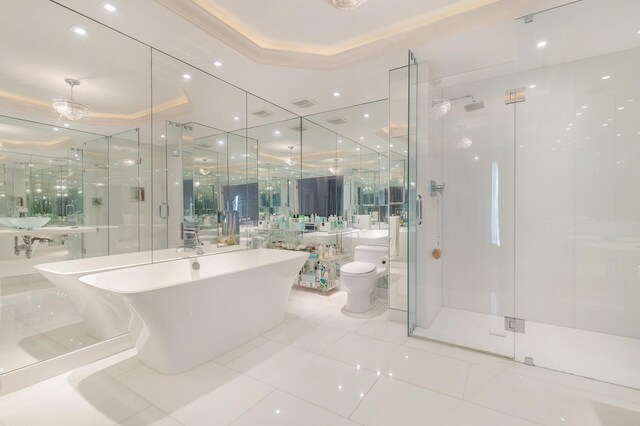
[464,99,485,112]
[432,95,484,117]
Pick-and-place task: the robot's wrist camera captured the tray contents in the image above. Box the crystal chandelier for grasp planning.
[52,79,90,121]
[325,0,367,10]
[285,146,297,167]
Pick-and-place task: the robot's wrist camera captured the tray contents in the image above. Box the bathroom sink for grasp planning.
[0,217,51,229]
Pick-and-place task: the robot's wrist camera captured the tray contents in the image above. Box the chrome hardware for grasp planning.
[430,180,445,197]
[504,316,526,333]
[417,195,423,226]
[505,88,526,105]
[159,203,169,219]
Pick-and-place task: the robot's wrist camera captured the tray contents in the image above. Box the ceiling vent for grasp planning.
[292,98,318,108]
[251,109,273,118]
[326,116,347,125]
[289,124,309,132]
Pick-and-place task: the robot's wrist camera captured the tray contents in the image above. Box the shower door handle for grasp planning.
[417,195,423,225]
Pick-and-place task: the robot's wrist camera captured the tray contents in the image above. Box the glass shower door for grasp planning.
[408,51,518,359]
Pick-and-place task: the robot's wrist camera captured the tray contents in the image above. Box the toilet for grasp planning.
[340,245,388,313]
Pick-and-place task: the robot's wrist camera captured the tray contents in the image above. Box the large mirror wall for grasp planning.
[0,0,393,377]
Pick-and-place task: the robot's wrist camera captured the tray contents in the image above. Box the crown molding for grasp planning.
[154,0,530,71]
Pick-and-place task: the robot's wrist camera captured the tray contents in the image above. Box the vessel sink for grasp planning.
[0,217,51,229]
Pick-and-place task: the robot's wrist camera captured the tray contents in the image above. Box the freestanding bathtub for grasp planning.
[34,244,247,340]
[80,249,309,374]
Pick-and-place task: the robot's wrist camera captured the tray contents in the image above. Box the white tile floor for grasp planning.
[0,277,98,373]
[1,287,640,425]
[414,307,640,389]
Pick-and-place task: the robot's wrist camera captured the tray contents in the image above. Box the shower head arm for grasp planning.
[449,94,475,102]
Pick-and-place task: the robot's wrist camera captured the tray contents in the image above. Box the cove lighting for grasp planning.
[536,41,547,48]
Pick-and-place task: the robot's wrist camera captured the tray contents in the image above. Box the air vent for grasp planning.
[326,116,347,125]
[251,109,273,118]
[289,124,309,132]
[292,98,317,108]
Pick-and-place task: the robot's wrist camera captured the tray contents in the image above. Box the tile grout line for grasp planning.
[227,387,277,426]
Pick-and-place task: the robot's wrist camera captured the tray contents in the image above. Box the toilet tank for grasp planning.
[353,245,388,268]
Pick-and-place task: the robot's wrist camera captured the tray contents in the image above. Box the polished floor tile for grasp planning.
[120,406,183,426]
[228,340,378,417]
[464,363,640,426]
[0,372,149,426]
[352,376,538,426]
[324,333,470,398]
[2,288,640,426]
[231,390,360,426]
[263,317,347,354]
[116,361,273,426]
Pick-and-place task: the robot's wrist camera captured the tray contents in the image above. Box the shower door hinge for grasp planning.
[524,14,534,24]
[505,88,526,105]
[504,316,525,333]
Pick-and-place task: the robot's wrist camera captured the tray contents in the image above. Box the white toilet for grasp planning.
[340,245,388,313]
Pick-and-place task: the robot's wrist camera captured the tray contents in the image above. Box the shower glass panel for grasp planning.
[409,41,518,357]
[513,0,640,389]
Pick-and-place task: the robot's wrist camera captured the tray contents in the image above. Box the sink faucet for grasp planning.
[178,222,204,255]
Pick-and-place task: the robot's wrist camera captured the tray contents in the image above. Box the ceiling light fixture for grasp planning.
[182,73,192,80]
[103,3,117,12]
[364,113,370,118]
[325,0,367,10]
[52,79,90,121]
[602,75,611,80]
[529,84,536,89]
[536,41,547,48]
[213,61,223,67]
[285,146,297,167]
[333,91,341,97]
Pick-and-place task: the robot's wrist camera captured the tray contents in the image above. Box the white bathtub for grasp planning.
[34,243,248,340]
[80,249,309,374]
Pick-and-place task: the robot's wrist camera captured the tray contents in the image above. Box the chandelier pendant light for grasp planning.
[285,146,297,167]
[53,78,90,121]
[325,0,367,10]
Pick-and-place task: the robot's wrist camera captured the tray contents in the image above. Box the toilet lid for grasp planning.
[341,262,376,275]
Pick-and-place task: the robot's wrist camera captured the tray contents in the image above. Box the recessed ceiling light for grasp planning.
[359,136,364,140]
[213,61,223,67]
[536,41,547,48]
[218,140,224,145]
[70,25,87,36]
[53,127,59,131]
[363,113,370,118]
[376,145,380,148]
[617,106,625,110]
[356,147,360,151]
[565,128,571,131]
[274,130,281,135]
[390,144,394,147]
[182,73,192,80]
[529,84,536,89]
[602,75,611,80]
[160,134,166,138]
[617,133,622,137]
[338,139,343,143]
[582,105,589,109]
[576,112,582,116]
[474,156,480,160]
[607,118,613,121]
[63,123,70,127]
[333,91,341,97]
[602,123,609,127]
[103,3,117,12]
[233,116,240,121]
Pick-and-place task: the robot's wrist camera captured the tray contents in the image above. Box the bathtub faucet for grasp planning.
[180,222,202,252]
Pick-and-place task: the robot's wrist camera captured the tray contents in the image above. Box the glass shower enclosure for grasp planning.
[407,0,640,390]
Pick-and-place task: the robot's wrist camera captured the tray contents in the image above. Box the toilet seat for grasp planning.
[341,261,376,275]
